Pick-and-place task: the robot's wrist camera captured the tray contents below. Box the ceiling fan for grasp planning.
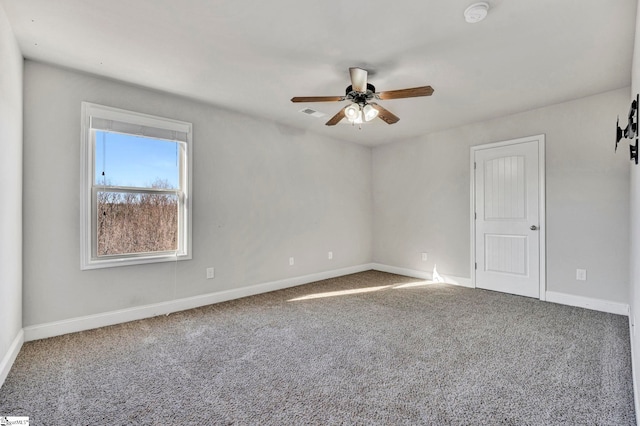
[291,67,434,127]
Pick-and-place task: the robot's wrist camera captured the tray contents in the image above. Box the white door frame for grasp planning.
[470,134,546,300]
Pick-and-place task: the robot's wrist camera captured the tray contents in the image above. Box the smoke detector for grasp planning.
[464,2,489,23]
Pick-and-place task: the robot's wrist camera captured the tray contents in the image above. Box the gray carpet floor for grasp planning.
[0,270,635,425]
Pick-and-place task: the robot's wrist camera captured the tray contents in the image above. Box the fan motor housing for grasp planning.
[346,83,376,104]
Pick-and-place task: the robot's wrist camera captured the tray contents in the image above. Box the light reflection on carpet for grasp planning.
[288,280,441,301]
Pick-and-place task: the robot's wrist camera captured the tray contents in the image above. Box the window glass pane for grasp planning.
[94,131,180,189]
[97,191,178,256]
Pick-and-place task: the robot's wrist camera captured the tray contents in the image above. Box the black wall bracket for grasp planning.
[616,94,639,164]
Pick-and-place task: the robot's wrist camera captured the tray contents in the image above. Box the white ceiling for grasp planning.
[1,0,637,146]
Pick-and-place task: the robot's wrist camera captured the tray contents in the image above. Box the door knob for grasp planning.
[530,225,538,230]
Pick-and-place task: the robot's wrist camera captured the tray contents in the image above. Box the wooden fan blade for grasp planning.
[377,86,434,100]
[326,107,346,126]
[291,96,344,103]
[349,67,368,93]
[371,104,400,125]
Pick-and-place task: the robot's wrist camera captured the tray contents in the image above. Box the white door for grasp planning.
[473,136,544,298]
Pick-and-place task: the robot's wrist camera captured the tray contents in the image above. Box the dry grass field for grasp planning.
[97,191,178,256]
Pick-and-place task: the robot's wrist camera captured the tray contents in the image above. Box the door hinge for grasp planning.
[474,212,477,220]
[474,162,477,169]
[475,262,477,270]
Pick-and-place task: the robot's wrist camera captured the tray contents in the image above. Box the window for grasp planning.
[80,102,192,269]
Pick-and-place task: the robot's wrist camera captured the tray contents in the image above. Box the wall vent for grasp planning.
[299,108,326,118]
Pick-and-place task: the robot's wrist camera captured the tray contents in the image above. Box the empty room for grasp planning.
[2,0,640,424]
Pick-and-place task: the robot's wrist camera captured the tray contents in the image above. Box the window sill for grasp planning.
[80,253,191,270]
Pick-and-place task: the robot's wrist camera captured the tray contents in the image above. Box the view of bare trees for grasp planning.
[97,180,178,256]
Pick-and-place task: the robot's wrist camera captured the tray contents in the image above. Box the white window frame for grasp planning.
[80,102,193,270]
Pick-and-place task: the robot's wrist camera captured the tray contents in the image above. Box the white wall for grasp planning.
[0,4,23,385]
[22,61,372,327]
[628,0,640,416]
[373,88,630,303]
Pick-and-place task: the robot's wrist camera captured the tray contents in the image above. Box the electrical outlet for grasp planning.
[328,251,333,260]
[206,267,215,279]
[421,252,428,262]
[576,269,587,281]
[289,257,294,266]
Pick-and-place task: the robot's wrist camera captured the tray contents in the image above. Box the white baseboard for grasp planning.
[628,314,640,426]
[23,263,374,342]
[545,291,630,316]
[373,265,629,316]
[21,264,627,341]
[0,329,24,389]
[371,263,473,288]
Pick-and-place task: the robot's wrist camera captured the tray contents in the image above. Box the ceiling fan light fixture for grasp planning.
[363,104,379,121]
[344,104,360,122]
[291,67,434,127]
[464,2,489,23]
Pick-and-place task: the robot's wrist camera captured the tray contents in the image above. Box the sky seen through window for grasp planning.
[94,131,179,189]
